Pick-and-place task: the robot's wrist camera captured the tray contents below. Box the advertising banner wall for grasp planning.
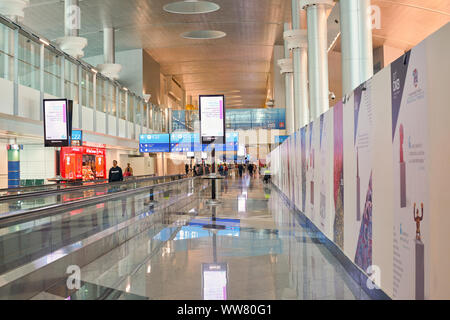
[344,79,374,273]
[391,43,429,300]
[305,123,314,221]
[333,102,344,249]
[269,23,450,299]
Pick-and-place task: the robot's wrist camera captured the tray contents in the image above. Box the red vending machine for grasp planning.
[60,147,106,181]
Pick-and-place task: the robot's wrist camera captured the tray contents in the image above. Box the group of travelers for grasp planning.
[108,161,133,182]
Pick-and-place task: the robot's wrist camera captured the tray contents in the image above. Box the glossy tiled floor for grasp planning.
[33,173,370,300]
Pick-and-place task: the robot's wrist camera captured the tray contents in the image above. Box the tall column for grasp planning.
[340,0,374,96]
[7,142,20,188]
[0,0,29,23]
[55,0,87,58]
[301,0,333,120]
[278,23,294,135]
[285,1,309,129]
[97,27,122,80]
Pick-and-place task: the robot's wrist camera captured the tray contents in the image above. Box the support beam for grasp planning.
[278,23,294,135]
[301,0,333,120]
[0,0,29,22]
[97,27,122,80]
[55,0,87,58]
[340,0,374,96]
[286,0,310,129]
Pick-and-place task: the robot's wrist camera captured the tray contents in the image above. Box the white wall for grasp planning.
[20,144,56,181]
[0,78,13,115]
[0,142,8,188]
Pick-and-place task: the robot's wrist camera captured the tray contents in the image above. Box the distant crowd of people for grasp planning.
[107,160,271,184]
[184,162,266,180]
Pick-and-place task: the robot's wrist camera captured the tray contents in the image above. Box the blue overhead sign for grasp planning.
[170,132,200,152]
[275,135,289,144]
[139,134,171,153]
[71,129,82,141]
[170,132,239,153]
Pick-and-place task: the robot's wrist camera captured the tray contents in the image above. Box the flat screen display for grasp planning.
[199,95,225,145]
[202,263,228,300]
[139,134,170,153]
[43,99,71,147]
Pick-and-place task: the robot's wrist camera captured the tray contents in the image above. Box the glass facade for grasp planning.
[0,17,168,137]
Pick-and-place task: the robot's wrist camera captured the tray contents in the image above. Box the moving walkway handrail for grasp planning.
[0,175,200,224]
[0,174,183,202]
[0,173,157,195]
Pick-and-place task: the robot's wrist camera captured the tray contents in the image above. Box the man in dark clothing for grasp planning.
[185,164,189,175]
[238,164,243,178]
[248,164,254,177]
[109,160,123,182]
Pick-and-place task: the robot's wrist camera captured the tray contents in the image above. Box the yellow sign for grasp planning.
[186,104,196,110]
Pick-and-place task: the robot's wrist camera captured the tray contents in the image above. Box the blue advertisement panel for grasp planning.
[139,134,170,153]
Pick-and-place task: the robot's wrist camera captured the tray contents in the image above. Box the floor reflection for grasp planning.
[32,174,370,300]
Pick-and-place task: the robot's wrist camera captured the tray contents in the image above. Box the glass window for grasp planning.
[81,68,88,107]
[64,58,78,104]
[128,95,134,123]
[135,99,142,125]
[143,103,148,127]
[0,24,15,81]
[18,33,40,90]
[43,47,61,96]
[119,90,126,120]
[109,82,116,117]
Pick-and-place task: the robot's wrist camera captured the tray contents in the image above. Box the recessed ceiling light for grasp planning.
[164,1,220,14]
[181,30,226,40]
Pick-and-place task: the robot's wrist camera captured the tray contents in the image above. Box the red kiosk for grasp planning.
[60,146,106,181]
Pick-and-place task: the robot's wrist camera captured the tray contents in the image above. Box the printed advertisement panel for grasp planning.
[344,79,375,273]
[391,44,429,300]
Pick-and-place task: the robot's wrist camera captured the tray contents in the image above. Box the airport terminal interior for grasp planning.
[0,0,449,301]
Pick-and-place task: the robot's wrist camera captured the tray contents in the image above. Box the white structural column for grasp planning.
[0,0,29,22]
[97,27,122,80]
[277,23,294,135]
[302,0,333,120]
[340,0,374,96]
[55,0,87,58]
[284,0,310,130]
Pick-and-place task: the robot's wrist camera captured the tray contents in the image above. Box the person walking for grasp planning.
[185,163,189,176]
[124,163,133,177]
[109,160,124,182]
[248,163,254,177]
[238,163,243,178]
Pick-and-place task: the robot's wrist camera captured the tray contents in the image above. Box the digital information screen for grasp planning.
[199,95,225,145]
[43,99,70,147]
[139,134,170,153]
[202,263,228,300]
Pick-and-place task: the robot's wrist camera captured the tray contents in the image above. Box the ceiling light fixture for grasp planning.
[163,1,220,14]
[181,30,226,40]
